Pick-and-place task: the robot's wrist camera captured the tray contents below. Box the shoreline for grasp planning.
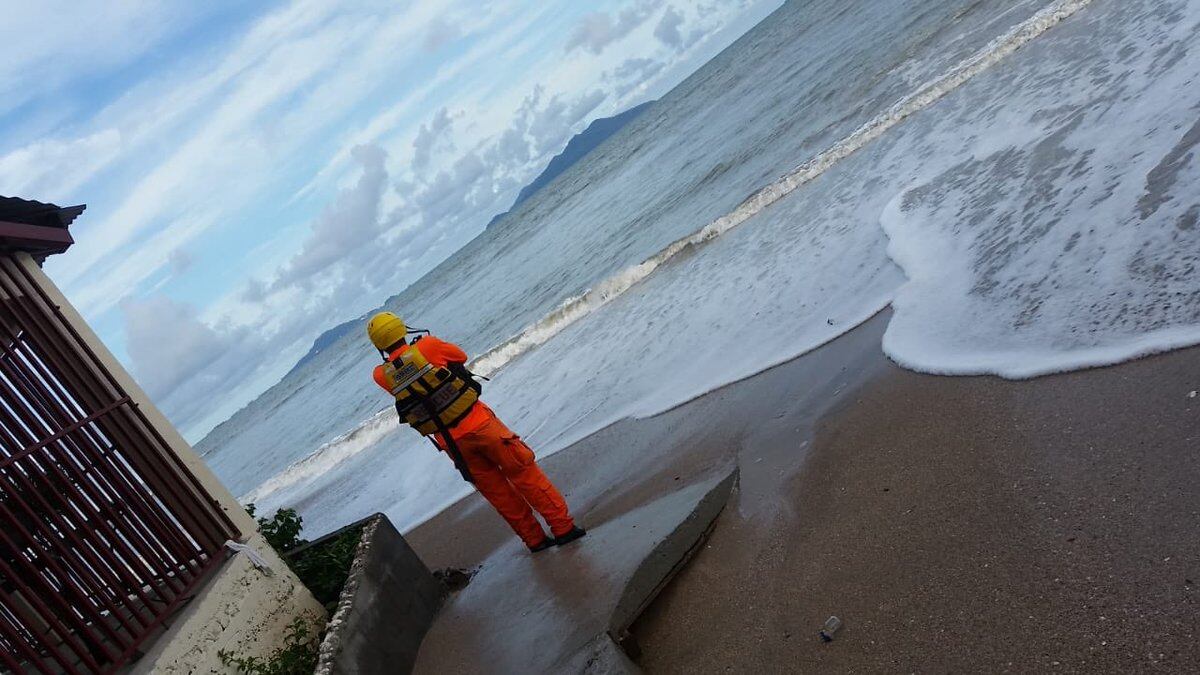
[409,310,1200,672]
[631,312,1200,672]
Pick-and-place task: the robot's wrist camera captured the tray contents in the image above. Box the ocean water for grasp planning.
[200,0,1200,537]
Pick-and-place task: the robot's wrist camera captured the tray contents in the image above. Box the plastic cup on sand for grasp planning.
[819,616,842,642]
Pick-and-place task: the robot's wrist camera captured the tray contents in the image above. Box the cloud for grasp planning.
[168,248,194,279]
[654,6,685,49]
[494,125,532,166]
[43,0,462,318]
[538,90,606,154]
[412,108,455,171]
[0,129,121,201]
[241,278,267,304]
[222,85,619,378]
[121,294,263,427]
[423,16,462,52]
[565,1,662,55]
[612,57,657,80]
[123,142,401,432]
[8,0,775,438]
[488,86,609,165]
[0,2,230,119]
[609,57,667,98]
[289,3,558,203]
[272,144,390,291]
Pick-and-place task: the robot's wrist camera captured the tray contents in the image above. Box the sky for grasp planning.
[0,0,780,440]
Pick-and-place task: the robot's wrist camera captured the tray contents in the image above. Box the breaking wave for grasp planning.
[243,0,1094,505]
[470,0,1093,377]
[239,407,395,504]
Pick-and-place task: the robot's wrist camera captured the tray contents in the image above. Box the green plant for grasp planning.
[289,527,362,608]
[246,504,306,552]
[241,504,363,611]
[223,507,366,674]
[218,616,320,675]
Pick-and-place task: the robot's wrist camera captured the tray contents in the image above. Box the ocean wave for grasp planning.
[469,0,1093,377]
[239,406,395,504]
[243,0,1093,504]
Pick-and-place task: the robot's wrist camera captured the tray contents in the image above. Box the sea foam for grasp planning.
[245,0,1100,519]
[244,0,1200,538]
[881,0,1200,377]
[472,0,1095,378]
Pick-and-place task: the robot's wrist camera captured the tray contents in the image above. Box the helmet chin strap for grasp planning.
[379,328,431,361]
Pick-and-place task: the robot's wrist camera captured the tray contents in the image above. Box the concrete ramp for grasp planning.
[413,468,737,674]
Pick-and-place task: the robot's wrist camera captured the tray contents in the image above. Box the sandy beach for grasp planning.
[409,310,1199,672]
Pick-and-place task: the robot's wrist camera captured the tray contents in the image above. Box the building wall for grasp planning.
[132,531,326,675]
[19,253,327,672]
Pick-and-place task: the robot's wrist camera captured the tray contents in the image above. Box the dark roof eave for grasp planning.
[0,197,86,262]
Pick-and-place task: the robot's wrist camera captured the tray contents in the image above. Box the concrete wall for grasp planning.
[316,514,444,675]
[20,253,326,672]
[131,531,326,674]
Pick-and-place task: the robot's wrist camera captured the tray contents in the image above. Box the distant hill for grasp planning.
[487,100,655,228]
[283,101,655,378]
[286,317,360,377]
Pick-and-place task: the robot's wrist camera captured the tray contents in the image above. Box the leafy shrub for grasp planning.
[246,504,306,552]
[218,616,320,675]
[289,527,363,609]
[220,506,363,674]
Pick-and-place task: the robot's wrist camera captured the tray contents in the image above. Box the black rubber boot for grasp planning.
[554,526,587,547]
[528,535,556,553]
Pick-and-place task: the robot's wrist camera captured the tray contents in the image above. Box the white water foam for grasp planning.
[880,0,1200,377]
[246,0,1096,512]
[470,0,1094,378]
[239,407,394,504]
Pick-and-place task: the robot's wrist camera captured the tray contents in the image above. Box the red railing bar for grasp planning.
[0,353,190,595]
[0,389,178,628]
[0,339,212,579]
[0,350,192,597]
[0,267,227,557]
[0,395,128,471]
[0,602,65,675]
[0,468,139,648]
[0,464,136,657]
[0,404,200,601]
[0,267,221,552]
[0,520,111,671]
[0,396,159,649]
[0,292,232,557]
[108,404,228,549]
[7,258,239,539]
[0,253,245,672]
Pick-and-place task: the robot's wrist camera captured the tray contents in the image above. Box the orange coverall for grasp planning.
[373,336,576,547]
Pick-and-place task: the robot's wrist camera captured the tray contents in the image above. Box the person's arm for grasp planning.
[372,365,391,392]
[422,336,469,364]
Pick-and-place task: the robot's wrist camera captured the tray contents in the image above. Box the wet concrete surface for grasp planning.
[410,469,735,674]
[404,311,888,673]
[408,309,1200,672]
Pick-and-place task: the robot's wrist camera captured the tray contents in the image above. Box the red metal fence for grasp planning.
[0,255,239,674]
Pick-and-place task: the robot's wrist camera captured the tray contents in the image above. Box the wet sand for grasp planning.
[409,310,1200,672]
[630,312,1200,673]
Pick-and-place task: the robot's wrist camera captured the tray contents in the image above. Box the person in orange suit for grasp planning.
[366,311,585,552]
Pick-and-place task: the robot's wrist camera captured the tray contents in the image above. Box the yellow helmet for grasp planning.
[367,311,407,350]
